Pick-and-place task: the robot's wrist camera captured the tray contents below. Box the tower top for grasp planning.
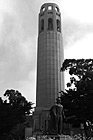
[40,3,60,13]
[39,3,61,33]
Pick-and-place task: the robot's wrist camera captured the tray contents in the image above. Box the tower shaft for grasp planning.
[36,3,64,108]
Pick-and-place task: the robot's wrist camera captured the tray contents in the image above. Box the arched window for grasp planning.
[57,19,61,32]
[55,7,59,12]
[41,19,44,31]
[48,18,53,30]
[42,7,45,12]
[48,6,52,10]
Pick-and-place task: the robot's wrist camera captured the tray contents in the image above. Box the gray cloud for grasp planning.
[0,12,36,82]
[0,0,38,103]
[63,18,93,48]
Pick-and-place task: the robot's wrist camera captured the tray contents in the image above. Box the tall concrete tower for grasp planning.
[33,3,64,131]
[36,3,64,108]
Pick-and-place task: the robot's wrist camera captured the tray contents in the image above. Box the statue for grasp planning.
[49,98,65,135]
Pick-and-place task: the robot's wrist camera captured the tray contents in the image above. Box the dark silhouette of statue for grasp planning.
[49,98,65,135]
[84,120,92,140]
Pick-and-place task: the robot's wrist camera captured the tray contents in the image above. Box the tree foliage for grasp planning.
[0,89,33,140]
[60,59,93,124]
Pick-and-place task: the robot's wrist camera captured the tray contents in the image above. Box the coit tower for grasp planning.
[36,3,64,109]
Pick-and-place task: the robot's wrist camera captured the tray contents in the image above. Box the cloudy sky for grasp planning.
[0,0,93,105]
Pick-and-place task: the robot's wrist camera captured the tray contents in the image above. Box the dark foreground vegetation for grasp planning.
[0,89,33,140]
[60,59,93,139]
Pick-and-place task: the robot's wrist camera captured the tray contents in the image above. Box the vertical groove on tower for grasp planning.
[36,3,64,108]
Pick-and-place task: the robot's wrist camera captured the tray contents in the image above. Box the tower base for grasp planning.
[33,107,50,134]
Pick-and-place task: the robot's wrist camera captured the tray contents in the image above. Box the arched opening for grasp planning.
[41,19,44,31]
[48,6,52,10]
[55,7,59,12]
[42,7,45,12]
[48,18,53,30]
[57,19,61,32]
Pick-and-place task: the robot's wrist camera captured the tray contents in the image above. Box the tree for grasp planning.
[60,59,93,138]
[0,89,33,140]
